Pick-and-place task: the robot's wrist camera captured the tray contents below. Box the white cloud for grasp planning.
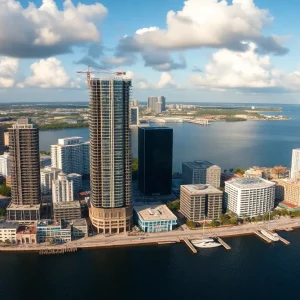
[0,0,107,58]
[191,43,284,89]
[0,57,19,88]
[117,0,287,56]
[125,71,150,89]
[157,72,179,89]
[21,57,80,88]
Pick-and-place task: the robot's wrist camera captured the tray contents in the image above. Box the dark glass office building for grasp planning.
[138,127,173,196]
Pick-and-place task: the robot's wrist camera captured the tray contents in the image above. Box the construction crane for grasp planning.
[77,65,126,89]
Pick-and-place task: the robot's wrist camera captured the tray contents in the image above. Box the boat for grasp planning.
[191,216,221,248]
[193,241,222,248]
[260,229,279,242]
[260,211,279,242]
[191,238,214,243]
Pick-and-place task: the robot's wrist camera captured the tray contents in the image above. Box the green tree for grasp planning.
[210,220,219,227]
[132,157,138,180]
[0,208,6,217]
[186,220,196,228]
[167,200,180,211]
[0,185,11,197]
[234,168,246,175]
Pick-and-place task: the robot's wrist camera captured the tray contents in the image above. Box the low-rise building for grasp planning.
[0,221,19,243]
[16,224,37,244]
[134,204,177,232]
[6,203,41,223]
[180,184,223,222]
[225,178,275,218]
[53,201,81,221]
[37,219,71,243]
[71,218,88,239]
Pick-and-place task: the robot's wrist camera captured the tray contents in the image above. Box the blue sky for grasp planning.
[1,0,300,103]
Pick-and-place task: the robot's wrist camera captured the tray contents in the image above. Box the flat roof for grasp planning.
[181,184,223,195]
[0,221,19,230]
[182,160,219,169]
[134,204,177,222]
[53,201,81,209]
[7,203,41,210]
[17,225,37,234]
[138,127,172,131]
[72,218,87,227]
[280,201,298,209]
[226,177,275,189]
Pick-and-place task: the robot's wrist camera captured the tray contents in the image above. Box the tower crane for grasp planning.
[77,65,126,89]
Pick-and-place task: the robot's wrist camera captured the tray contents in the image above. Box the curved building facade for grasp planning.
[225,178,275,218]
[89,78,132,234]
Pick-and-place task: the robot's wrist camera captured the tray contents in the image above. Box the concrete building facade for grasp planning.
[40,167,61,195]
[291,149,300,180]
[182,160,221,188]
[51,137,90,176]
[0,152,10,178]
[147,96,166,113]
[134,204,177,232]
[7,119,41,221]
[37,219,71,243]
[0,222,19,243]
[67,173,82,194]
[52,172,74,203]
[225,178,275,218]
[0,126,4,154]
[89,78,132,234]
[180,184,223,222]
[274,179,300,206]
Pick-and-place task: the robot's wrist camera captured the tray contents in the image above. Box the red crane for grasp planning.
[77,65,126,89]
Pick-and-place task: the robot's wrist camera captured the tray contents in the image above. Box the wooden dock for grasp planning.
[182,238,197,254]
[285,228,293,232]
[217,237,231,250]
[254,230,272,243]
[39,247,78,255]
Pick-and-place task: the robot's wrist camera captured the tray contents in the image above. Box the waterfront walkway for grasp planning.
[0,218,299,253]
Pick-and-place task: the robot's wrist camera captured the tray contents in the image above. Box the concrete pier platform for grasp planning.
[182,238,197,254]
[217,237,231,250]
[278,236,290,245]
[254,230,272,243]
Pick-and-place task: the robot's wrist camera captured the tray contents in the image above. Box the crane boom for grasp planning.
[76,65,126,89]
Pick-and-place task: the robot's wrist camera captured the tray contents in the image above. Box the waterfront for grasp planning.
[39,104,300,172]
[1,230,300,299]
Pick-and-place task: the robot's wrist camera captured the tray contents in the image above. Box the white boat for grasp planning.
[261,229,279,242]
[193,241,222,248]
[191,238,214,243]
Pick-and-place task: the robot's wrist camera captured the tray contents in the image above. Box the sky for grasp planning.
[1,0,300,103]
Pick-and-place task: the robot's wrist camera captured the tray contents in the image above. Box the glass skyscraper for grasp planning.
[89,78,132,234]
[138,127,173,196]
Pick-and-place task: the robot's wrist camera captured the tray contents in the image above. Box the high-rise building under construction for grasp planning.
[7,119,41,221]
[89,78,132,234]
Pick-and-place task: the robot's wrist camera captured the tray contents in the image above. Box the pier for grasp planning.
[254,230,272,243]
[278,236,290,245]
[182,238,197,254]
[217,237,231,250]
[39,247,77,255]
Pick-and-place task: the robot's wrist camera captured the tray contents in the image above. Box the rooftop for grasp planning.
[17,224,37,235]
[72,218,87,227]
[53,201,81,209]
[181,184,223,195]
[0,221,19,230]
[280,201,298,209]
[37,219,61,227]
[183,160,220,169]
[139,126,172,131]
[7,203,41,210]
[134,204,177,222]
[226,177,275,189]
